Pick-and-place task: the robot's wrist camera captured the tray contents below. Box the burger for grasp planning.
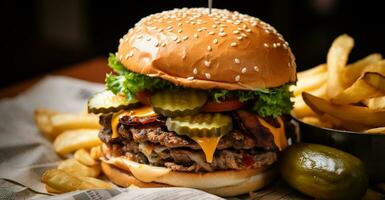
[88,8,296,197]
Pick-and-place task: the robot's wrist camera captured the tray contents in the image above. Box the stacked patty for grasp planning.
[99,111,278,172]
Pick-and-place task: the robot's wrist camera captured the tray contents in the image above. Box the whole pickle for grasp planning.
[280,143,368,200]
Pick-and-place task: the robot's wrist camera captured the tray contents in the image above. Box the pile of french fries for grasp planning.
[34,109,113,193]
[292,34,385,133]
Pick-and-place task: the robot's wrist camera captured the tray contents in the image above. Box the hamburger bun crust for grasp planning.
[101,157,276,197]
[117,8,296,90]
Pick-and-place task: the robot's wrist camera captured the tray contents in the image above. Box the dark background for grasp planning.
[1,0,384,88]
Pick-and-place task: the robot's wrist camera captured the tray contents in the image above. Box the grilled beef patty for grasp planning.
[99,112,278,172]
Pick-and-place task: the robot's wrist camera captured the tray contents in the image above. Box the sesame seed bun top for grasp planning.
[116,8,296,90]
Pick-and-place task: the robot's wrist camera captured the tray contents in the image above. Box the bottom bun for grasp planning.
[101,158,276,197]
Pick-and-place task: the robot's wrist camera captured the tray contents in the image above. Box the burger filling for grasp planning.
[99,111,279,172]
[93,54,295,173]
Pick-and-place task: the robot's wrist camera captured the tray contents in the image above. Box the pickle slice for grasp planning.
[87,91,139,114]
[166,113,233,137]
[151,90,208,117]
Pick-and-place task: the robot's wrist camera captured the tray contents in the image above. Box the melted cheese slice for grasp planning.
[111,106,157,138]
[257,117,288,150]
[190,136,222,163]
[103,157,170,182]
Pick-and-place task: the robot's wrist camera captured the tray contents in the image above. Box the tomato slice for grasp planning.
[202,99,244,112]
[135,90,152,106]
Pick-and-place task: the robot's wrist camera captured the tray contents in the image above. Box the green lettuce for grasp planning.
[106,54,293,117]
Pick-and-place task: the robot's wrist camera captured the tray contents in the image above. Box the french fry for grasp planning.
[326,34,354,98]
[34,109,100,140]
[42,169,112,193]
[34,109,59,140]
[50,113,100,133]
[364,72,385,93]
[343,54,383,86]
[302,92,385,127]
[301,116,333,129]
[90,146,103,160]
[292,84,326,118]
[364,127,385,134]
[45,185,62,194]
[79,177,114,189]
[54,129,102,155]
[292,96,315,118]
[297,64,327,79]
[292,71,327,96]
[58,159,101,178]
[74,149,98,166]
[362,96,385,111]
[331,73,384,105]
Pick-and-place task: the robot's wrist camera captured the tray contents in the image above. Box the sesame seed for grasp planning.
[212,24,217,28]
[173,36,178,41]
[233,30,240,34]
[242,24,248,29]
[177,22,182,26]
[237,36,243,40]
[234,58,240,64]
[186,76,194,80]
[231,42,237,47]
[138,35,143,39]
[197,28,203,32]
[146,37,151,41]
[194,33,199,38]
[241,67,247,74]
[219,32,227,37]
[245,29,252,33]
[235,75,240,82]
[183,36,189,40]
[154,41,159,47]
[265,29,270,33]
[207,45,212,51]
[264,43,269,47]
[204,60,211,67]
[273,43,277,48]
[252,22,258,26]
[161,42,167,47]
[213,39,218,44]
[219,27,225,32]
[128,51,134,57]
[205,73,211,79]
[254,66,260,72]
[178,29,183,33]
[208,31,215,35]
[241,33,247,37]
[193,68,198,75]
[176,39,181,43]
[119,38,123,43]
[277,43,281,47]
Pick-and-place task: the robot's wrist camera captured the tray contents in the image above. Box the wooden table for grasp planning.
[0,57,110,99]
